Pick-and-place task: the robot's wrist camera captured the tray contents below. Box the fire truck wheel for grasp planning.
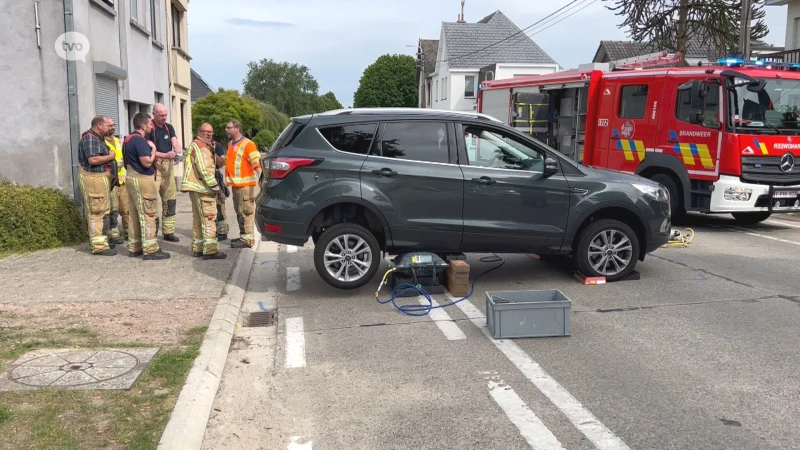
[574,218,640,282]
[731,212,772,224]
[650,173,684,223]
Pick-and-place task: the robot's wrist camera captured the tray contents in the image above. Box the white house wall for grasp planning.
[785,1,800,50]
[494,64,559,80]
[449,71,480,111]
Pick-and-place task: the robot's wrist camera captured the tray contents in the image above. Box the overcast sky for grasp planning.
[189,0,790,109]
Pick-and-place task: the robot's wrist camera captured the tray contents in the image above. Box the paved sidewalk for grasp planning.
[0,188,244,305]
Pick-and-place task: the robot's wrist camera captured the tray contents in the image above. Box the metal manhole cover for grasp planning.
[0,348,159,391]
[245,311,276,327]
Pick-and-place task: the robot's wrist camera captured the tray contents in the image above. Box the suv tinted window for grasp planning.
[318,123,377,155]
[380,121,449,164]
[272,120,305,152]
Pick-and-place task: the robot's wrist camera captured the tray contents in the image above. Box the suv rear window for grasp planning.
[380,121,449,164]
[318,123,377,155]
[271,120,305,152]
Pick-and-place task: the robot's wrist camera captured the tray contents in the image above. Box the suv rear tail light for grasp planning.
[267,158,318,179]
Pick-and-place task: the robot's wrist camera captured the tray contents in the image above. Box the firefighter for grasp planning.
[104,118,128,243]
[224,120,261,248]
[148,103,182,243]
[124,112,171,260]
[77,115,117,256]
[182,123,227,260]
[213,138,229,242]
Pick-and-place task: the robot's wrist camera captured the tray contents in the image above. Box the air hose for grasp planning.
[375,254,505,317]
[661,228,695,248]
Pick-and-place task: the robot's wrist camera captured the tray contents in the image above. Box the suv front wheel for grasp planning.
[314,223,381,289]
[574,219,640,281]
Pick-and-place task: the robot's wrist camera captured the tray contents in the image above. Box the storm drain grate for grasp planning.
[245,311,277,327]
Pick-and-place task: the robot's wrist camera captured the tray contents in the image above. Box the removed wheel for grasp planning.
[651,173,684,224]
[731,212,771,225]
[314,223,380,289]
[574,219,640,282]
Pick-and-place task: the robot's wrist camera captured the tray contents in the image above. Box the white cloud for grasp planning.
[188,0,791,109]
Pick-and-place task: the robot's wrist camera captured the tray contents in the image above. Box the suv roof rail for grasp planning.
[312,107,504,123]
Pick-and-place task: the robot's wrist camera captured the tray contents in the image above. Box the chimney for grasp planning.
[457,0,466,23]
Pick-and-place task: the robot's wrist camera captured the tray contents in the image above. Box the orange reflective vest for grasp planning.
[225,137,260,187]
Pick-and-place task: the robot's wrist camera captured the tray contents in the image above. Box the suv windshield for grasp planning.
[729,77,800,134]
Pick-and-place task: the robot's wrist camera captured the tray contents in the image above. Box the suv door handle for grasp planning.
[472,176,496,185]
[371,168,397,177]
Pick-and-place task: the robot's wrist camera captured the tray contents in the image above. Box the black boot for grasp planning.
[163,234,180,242]
[192,251,203,257]
[217,234,228,242]
[95,249,117,256]
[143,250,171,261]
[202,252,228,260]
[110,237,124,245]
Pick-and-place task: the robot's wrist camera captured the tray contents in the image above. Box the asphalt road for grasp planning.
[203,213,800,450]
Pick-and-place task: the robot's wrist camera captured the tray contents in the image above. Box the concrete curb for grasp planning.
[157,234,261,450]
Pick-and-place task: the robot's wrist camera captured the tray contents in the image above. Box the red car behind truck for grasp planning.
[477,53,800,223]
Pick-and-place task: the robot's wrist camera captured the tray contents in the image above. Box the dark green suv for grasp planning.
[257,108,671,289]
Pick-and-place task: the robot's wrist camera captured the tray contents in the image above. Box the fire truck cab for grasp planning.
[477,54,800,224]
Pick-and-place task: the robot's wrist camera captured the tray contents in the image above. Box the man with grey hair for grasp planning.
[148,103,183,242]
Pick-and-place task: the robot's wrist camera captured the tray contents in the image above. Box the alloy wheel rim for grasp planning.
[587,229,633,276]
[324,234,372,283]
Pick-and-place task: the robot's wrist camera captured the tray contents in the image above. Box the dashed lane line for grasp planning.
[285,317,306,369]
[418,297,466,340]
[450,294,631,450]
[486,374,565,449]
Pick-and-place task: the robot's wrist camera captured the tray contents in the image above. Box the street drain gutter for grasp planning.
[157,234,262,450]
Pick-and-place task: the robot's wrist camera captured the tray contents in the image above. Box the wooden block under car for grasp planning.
[445,260,471,297]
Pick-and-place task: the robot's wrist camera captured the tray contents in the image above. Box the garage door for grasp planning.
[479,88,511,124]
[95,75,120,129]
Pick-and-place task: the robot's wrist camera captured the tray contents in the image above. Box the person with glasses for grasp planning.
[181,123,226,260]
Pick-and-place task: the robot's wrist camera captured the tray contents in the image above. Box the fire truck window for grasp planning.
[676,85,720,128]
[462,125,544,172]
[618,85,649,119]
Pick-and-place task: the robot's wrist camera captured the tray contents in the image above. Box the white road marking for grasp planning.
[450,294,630,450]
[287,245,298,253]
[764,219,800,229]
[287,267,301,291]
[285,317,306,369]
[418,297,466,340]
[487,376,565,450]
[287,436,312,449]
[726,225,800,246]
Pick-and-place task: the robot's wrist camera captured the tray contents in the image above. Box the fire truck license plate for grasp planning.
[774,190,800,199]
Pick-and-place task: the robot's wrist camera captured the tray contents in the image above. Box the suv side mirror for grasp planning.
[543,157,558,176]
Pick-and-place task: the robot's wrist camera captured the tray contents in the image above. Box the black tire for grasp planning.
[651,173,684,224]
[574,219,640,282]
[313,223,381,290]
[731,212,771,224]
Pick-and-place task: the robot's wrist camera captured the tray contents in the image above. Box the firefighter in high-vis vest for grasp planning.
[181,123,227,260]
[104,121,129,243]
[224,119,261,248]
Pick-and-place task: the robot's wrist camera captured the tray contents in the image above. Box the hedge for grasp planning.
[0,180,87,254]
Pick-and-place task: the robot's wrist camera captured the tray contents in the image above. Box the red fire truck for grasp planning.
[477,52,800,224]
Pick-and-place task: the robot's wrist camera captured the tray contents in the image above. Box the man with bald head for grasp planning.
[148,103,183,243]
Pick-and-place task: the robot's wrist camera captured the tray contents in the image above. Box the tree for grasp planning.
[317,91,343,112]
[260,102,290,136]
[602,0,769,60]
[243,59,323,117]
[353,54,417,108]
[191,89,264,144]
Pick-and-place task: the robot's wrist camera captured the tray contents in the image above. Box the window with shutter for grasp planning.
[95,75,120,132]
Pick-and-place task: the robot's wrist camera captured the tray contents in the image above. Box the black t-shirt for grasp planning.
[124,134,155,175]
[214,142,225,158]
[148,122,177,153]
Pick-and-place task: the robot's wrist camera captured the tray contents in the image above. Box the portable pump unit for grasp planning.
[389,252,451,298]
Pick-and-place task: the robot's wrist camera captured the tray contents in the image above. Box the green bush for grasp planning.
[252,130,277,152]
[0,180,87,254]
